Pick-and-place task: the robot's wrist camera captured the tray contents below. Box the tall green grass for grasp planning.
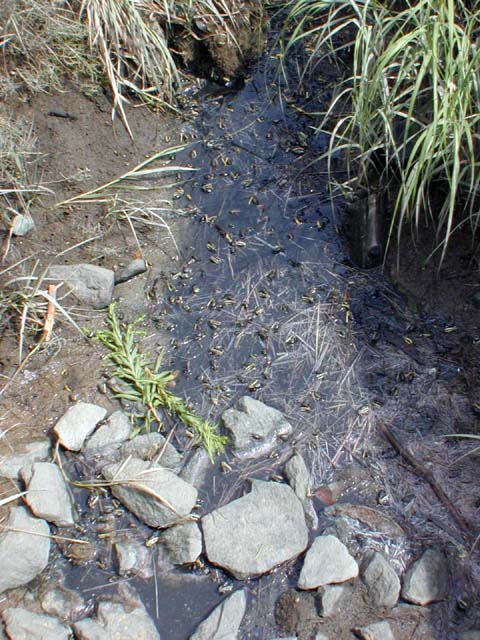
[284,0,480,262]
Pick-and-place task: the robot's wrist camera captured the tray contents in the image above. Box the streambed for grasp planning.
[1,26,479,640]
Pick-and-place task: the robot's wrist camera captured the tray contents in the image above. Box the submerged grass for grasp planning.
[95,303,227,461]
[283,0,480,262]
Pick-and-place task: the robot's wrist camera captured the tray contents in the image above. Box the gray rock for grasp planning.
[0,440,51,479]
[73,600,160,639]
[158,522,202,565]
[459,633,480,640]
[284,453,317,528]
[316,584,347,617]
[114,259,147,284]
[202,480,308,580]
[0,506,50,594]
[114,540,153,579]
[54,402,107,452]
[189,589,246,640]
[40,586,85,622]
[285,453,310,501]
[102,457,197,528]
[315,634,329,640]
[298,535,358,590]
[83,410,133,455]
[120,432,182,469]
[47,264,114,309]
[402,548,448,605]
[362,552,400,608]
[354,620,395,640]
[21,462,74,526]
[11,213,34,237]
[222,396,292,458]
[179,448,210,489]
[2,608,70,640]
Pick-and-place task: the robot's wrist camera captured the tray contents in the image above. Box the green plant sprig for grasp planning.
[95,303,227,461]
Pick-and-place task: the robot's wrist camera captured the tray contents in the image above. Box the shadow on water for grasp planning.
[64,34,479,640]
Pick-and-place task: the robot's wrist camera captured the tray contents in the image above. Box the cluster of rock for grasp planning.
[0,396,476,639]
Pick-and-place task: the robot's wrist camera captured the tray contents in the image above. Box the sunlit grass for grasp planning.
[95,303,227,461]
[284,0,480,263]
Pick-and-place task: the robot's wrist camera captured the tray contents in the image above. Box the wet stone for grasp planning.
[21,462,74,526]
[114,539,153,579]
[354,620,396,640]
[222,396,292,458]
[316,584,347,617]
[202,480,308,579]
[47,263,114,308]
[157,521,202,565]
[362,552,400,608]
[120,432,182,469]
[179,447,210,489]
[2,608,70,640]
[54,402,107,452]
[0,440,51,480]
[83,410,132,455]
[73,600,160,640]
[102,457,197,528]
[189,589,246,640]
[298,535,358,590]
[274,589,317,636]
[285,453,310,501]
[402,548,448,605]
[0,506,50,594]
[40,586,85,623]
[114,258,147,284]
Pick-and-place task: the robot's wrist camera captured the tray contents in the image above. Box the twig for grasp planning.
[377,419,474,539]
[42,284,58,342]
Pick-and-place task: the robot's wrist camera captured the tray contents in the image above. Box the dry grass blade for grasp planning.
[56,145,194,206]
[81,0,181,135]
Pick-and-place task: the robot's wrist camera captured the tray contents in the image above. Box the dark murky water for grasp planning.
[63,37,479,640]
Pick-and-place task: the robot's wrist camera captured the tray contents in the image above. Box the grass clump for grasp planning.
[284,0,480,262]
[2,0,102,97]
[95,303,227,461]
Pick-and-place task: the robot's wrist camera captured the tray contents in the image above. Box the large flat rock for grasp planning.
[0,506,50,594]
[102,457,197,528]
[189,590,246,640]
[202,480,308,579]
[222,396,292,458]
[73,600,160,639]
[2,608,70,640]
[298,535,358,589]
[21,462,74,526]
[54,403,107,452]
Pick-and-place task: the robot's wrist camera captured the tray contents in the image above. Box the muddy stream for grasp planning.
[20,39,479,640]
